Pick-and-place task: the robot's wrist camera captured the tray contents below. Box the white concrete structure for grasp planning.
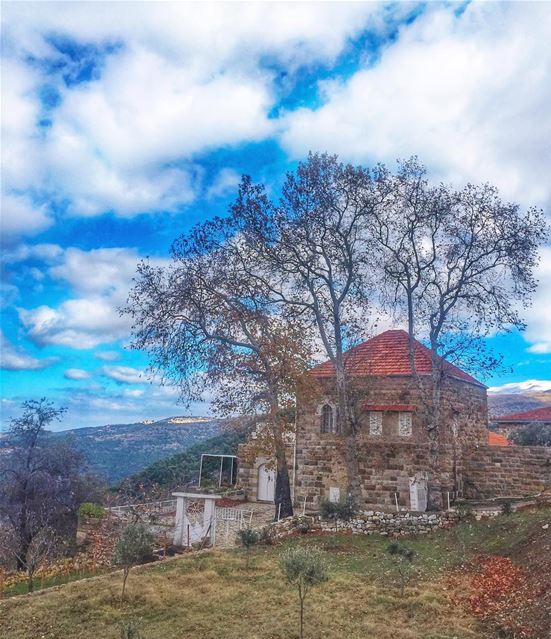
[172,492,221,547]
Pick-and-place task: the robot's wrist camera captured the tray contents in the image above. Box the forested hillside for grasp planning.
[119,426,247,496]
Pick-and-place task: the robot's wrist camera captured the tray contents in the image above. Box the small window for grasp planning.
[321,404,336,433]
[369,411,383,436]
[398,412,412,437]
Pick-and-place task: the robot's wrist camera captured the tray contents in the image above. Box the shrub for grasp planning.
[79,502,106,519]
[319,496,356,531]
[280,546,329,639]
[293,516,311,534]
[120,618,143,639]
[454,500,474,520]
[236,527,259,569]
[113,523,155,601]
[501,500,514,515]
[386,541,415,596]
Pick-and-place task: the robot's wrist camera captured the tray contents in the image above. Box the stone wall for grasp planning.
[263,510,459,539]
[463,445,551,499]
[293,438,461,509]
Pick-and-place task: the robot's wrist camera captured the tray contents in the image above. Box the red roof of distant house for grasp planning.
[488,431,511,446]
[310,329,485,387]
[493,405,551,423]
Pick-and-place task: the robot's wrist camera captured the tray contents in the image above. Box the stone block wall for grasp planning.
[463,445,551,499]
[303,375,488,448]
[293,438,460,509]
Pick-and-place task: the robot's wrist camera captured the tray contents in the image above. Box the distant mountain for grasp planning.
[488,391,551,418]
[0,416,222,484]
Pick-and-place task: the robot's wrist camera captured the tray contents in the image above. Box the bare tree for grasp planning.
[371,158,548,504]
[226,154,386,500]
[0,399,94,581]
[126,228,314,519]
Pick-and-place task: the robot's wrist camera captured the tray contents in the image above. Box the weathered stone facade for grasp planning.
[237,330,551,509]
[463,445,551,499]
[292,374,487,509]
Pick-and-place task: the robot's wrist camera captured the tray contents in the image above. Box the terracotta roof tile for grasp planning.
[493,405,551,423]
[310,329,484,387]
[488,431,511,446]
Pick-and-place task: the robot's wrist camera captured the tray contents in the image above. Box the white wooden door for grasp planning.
[257,464,275,502]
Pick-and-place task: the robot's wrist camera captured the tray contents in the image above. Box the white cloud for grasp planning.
[94,350,121,362]
[101,365,145,385]
[524,246,551,354]
[280,3,551,211]
[0,330,58,371]
[206,168,242,200]
[17,246,146,348]
[0,193,52,240]
[19,296,132,349]
[1,2,385,220]
[64,368,92,380]
[488,380,551,394]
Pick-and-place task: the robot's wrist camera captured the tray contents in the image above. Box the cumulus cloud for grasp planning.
[94,350,121,362]
[524,247,551,354]
[64,368,92,380]
[280,3,551,211]
[0,331,58,370]
[17,246,145,348]
[101,365,145,385]
[1,2,384,221]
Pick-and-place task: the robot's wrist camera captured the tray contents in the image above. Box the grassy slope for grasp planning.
[1,509,549,639]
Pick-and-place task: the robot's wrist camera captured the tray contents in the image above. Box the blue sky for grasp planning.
[1,1,551,431]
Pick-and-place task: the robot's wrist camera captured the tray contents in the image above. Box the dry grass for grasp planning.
[0,541,485,639]
[3,509,550,639]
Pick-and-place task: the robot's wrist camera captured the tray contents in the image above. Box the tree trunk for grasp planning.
[274,454,293,519]
[121,567,129,602]
[335,362,361,504]
[27,571,34,593]
[270,402,294,520]
[299,585,304,639]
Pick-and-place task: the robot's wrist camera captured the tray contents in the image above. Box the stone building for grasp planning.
[238,330,551,510]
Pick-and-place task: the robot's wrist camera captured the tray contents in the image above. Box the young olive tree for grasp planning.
[386,541,415,596]
[126,223,314,519]
[226,154,386,500]
[236,527,260,569]
[113,522,155,601]
[280,546,329,639]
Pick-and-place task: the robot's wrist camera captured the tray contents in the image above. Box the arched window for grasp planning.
[321,404,335,433]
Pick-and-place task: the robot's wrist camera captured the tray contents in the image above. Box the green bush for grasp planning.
[319,496,356,531]
[79,502,106,519]
[293,516,311,534]
[510,424,551,447]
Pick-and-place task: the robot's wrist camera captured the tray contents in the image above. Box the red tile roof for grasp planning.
[488,431,511,446]
[363,404,416,412]
[493,405,551,423]
[310,329,485,387]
